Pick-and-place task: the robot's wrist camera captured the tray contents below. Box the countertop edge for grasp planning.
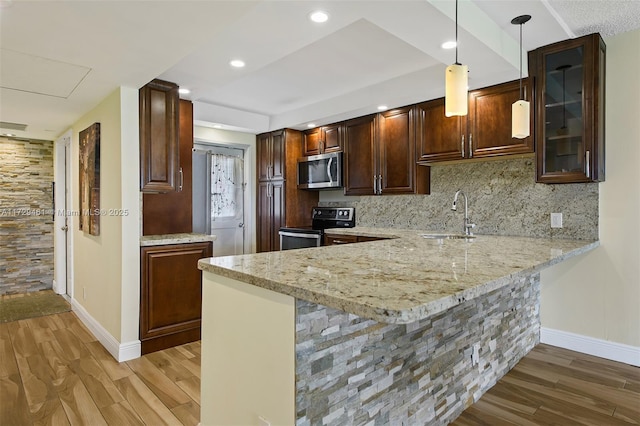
[140,233,217,247]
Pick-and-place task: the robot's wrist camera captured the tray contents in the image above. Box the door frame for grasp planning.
[53,130,73,296]
[193,139,251,254]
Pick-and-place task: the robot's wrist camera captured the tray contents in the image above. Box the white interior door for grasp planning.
[53,131,72,296]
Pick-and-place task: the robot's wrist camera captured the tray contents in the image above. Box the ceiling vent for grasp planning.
[0,121,27,131]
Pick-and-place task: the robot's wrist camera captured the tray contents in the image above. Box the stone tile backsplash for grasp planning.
[0,138,54,294]
[321,156,598,240]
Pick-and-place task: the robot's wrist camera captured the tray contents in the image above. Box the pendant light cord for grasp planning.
[519,22,523,100]
[455,0,459,65]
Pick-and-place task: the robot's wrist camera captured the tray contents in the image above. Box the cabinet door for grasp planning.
[343,115,376,195]
[322,123,342,153]
[142,99,193,235]
[257,181,273,252]
[271,180,285,252]
[468,79,534,158]
[139,79,180,192]
[270,130,286,180]
[140,242,212,354]
[257,132,271,181]
[303,128,321,156]
[378,107,415,194]
[415,99,465,162]
[531,33,605,183]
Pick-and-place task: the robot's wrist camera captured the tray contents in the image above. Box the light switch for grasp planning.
[551,213,563,228]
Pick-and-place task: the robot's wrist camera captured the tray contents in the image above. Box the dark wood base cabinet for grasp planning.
[140,242,212,354]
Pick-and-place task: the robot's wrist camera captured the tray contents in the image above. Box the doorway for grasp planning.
[193,144,246,256]
[53,130,73,297]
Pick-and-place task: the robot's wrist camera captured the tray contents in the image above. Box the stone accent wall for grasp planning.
[321,156,598,240]
[0,138,54,294]
[295,272,541,425]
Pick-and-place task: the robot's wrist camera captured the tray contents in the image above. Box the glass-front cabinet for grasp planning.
[529,33,605,183]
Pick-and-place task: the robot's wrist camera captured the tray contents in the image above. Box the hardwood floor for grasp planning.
[453,344,640,425]
[2,311,638,425]
[0,312,200,426]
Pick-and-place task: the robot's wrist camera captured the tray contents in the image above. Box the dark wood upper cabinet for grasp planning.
[416,98,465,162]
[343,115,377,195]
[303,123,342,156]
[468,79,534,158]
[140,79,180,193]
[529,33,605,183]
[416,79,534,164]
[378,106,428,194]
[343,110,429,196]
[142,99,193,236]
[258,130,285,181]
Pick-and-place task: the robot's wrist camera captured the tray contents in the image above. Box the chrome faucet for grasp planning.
[452,190,476,236]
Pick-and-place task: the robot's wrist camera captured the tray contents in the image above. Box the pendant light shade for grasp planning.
[445,63,468,117]
[512,99,530,138]
[445,0,468,117]
[511,14,531,139]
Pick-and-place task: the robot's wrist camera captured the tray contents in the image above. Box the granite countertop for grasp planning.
[140,233,217,247]
[198,227,598,324]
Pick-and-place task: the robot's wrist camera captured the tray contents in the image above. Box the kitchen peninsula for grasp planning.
[198,229,598,425]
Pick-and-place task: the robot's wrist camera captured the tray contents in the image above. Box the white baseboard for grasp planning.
[541,327,640,367]
[70,298,141,362]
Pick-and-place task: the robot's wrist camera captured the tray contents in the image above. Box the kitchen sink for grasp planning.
[420,233,476,240]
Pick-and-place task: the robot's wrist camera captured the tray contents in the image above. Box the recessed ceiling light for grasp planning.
[307,123,316,128]
[309,10,329,23]
[2,133,15,137]
[441,41,457,49]
[230,59,245,68]
[213,124,223,129]
[377,105,388,111]
[178,88,190,95]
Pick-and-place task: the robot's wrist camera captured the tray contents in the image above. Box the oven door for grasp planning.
[279,228,322,250]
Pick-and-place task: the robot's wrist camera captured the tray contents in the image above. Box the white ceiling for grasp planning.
[1,0,639,141]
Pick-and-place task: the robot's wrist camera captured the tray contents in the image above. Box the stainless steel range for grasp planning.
[279,207,356,250]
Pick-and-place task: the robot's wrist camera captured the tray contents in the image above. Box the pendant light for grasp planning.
[511,14,531,138]
[445,0,468,117]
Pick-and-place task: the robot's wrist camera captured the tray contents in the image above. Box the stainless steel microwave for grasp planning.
[297,152,343,190]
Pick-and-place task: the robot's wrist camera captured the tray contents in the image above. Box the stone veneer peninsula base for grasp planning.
[201,270,540,425]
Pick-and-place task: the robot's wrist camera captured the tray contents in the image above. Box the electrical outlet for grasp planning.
[258,416,271,426]
[550,212,563,228]
[471,344,480,366]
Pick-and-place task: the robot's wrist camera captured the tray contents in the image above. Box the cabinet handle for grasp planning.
[373,175,377,195]
[378,175,383,195]
[585,150,590,178]
[333,240,351,244]
[469,133,473,158]
[178,167,183,192]
[461,135,465,158]
[267,182,271,198]
[320,139,324,153]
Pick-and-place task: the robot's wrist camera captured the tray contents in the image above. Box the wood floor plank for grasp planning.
[176,376,200,405]
[31,397,71,426]
[16,355,59,413]
[39,340,74,380]
[69,357,125,408]
[51,328,90,361]
[0,373,32,426]
[100,400,145,426]
[54,373,108,426]
[171,400,200,426]
[0,322,19,378]
[125,356,191,408]
[556,375,640,415]
[24,317,57,343]
[8,320,40,359]
[145,349,196,382]
[518,355,627,388]
[114,374,183,425]
[83,341,133,382]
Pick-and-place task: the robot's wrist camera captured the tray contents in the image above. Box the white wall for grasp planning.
[541,29,640,349]
[194,126,258,253]
[69,87,140,359]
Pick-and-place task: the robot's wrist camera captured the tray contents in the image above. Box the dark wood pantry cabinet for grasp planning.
[139,79,181,193]
[256,129,318,252]
[140,241,213,354]
[529,33,605,183]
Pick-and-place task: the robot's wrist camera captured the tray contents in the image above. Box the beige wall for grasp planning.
[70,87,140,344]
[194,126,258,253]
[541,29,640,347]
